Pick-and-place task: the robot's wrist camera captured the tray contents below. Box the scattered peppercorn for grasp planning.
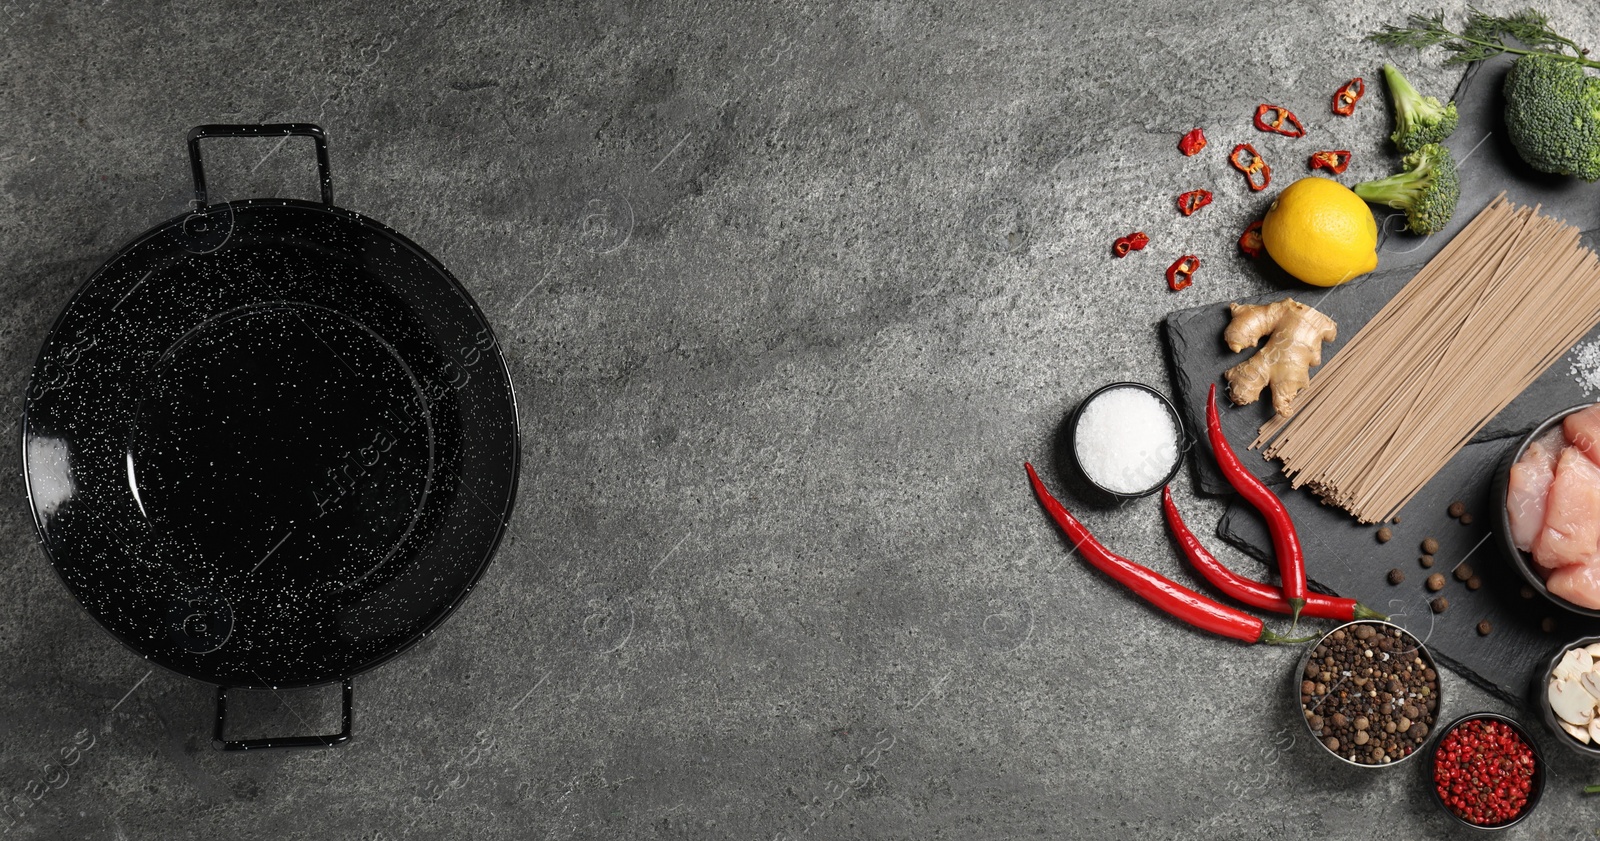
[1420,554,1434,568]
[1426,573,1446,592]
[1466,576,1481,591]
[1376,527,1393,543]
[1433,718,1537,826]
[1387,568,1405,585]
[1521,586,1534,599]
[1391,516,1402,524]
[1453,564,1474,582]
[1447,501,1465,518]
[1431,597,1449,613]
[1460,514,1473,526]
[1477,620,1492,636]
[1542,617,1557,633]
[1422,537,1440,555]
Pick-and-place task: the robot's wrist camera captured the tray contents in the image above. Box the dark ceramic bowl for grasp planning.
[1294,620,1441,768]
[1534,635,1600,758]
[1491,403,1600,619]
[1427,713,1544,830]
[1068,381,1186,500]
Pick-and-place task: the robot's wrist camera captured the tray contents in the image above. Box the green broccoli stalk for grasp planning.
[1352,143,1461,235]
[1381,63,1459,153]
[1503,53,1600,182]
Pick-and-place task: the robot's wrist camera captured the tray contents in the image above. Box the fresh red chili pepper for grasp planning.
[1111,231,1149,257]
[1238,219,1264,259]
[1166,255,1199,291]
[1177,189,1213,216]
[1332,77,1364,116]
[1253,104,1306,138]
[1178,127,1207,156]
[1309,150,1352,174]
[1162,486,1384,621]
[1025,463,1305,645]
[1206,384,1307,623]
[1229,143,1272,192]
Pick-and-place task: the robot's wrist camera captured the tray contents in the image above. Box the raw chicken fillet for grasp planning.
[1532,447,1600,571]
[1548,563,1600,612]
[1513,404,1600,609]
[1508,433,1559,553]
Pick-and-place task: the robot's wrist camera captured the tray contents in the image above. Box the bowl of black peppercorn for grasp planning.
[1295,620,1442,768]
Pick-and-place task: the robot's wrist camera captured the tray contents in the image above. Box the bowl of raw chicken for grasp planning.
[1497,402,1600,618]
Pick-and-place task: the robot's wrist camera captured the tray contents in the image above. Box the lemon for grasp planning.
[1261,177,1379,287]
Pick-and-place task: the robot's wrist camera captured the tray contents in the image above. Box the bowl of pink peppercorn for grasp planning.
[1427,712,1543,830]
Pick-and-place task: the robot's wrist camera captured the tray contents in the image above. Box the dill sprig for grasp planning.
[1368,7,1600,70]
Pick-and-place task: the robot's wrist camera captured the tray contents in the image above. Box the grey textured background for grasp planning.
[4,1,1600,839]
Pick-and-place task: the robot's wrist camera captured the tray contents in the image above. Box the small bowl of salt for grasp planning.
[1069,381,1185,499]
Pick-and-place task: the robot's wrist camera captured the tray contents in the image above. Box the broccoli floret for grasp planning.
[1352,143,1461,235]
[1382,63,1459,154]
[1503,53,1600,182]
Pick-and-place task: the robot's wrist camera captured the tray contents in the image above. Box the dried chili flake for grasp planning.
[1253,104,1306,138]
[1177,189,1213,216]
[1309,150,1352,174]
[1166,255,1200,291]
[1238,220,1264,259]
[1112,231,1150,258]
[1178,128,1207,157]
[1332,78,1365,116]
[1229,143,1272,192]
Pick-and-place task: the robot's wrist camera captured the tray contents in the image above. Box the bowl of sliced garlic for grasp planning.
[1537,636,1600,756]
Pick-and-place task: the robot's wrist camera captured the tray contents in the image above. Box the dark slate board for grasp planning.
[1165,50,1600,495]
[1217,437,1600,703]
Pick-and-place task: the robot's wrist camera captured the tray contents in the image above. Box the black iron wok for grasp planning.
[21,124,519,749]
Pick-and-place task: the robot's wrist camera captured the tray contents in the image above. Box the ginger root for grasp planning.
[1223,298,1337,418]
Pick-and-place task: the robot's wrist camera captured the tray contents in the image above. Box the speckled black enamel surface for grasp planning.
[22,198,518,689]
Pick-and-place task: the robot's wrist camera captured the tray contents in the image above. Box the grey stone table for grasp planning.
[3,1,1598,839]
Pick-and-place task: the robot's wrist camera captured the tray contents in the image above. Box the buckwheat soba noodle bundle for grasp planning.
[1254,195,1600,523]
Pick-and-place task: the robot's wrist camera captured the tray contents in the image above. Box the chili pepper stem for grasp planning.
[1289,597,1305,628]
[1261,629,1319,645]
[1352,603,1388,621]
[1585,784,1600,795]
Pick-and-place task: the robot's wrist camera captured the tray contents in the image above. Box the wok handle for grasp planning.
[213,677,353,751]
[186,123,334,207]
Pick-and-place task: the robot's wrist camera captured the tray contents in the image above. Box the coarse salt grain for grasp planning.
[1073,386,1179,494]
[1571,339,1600,395]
